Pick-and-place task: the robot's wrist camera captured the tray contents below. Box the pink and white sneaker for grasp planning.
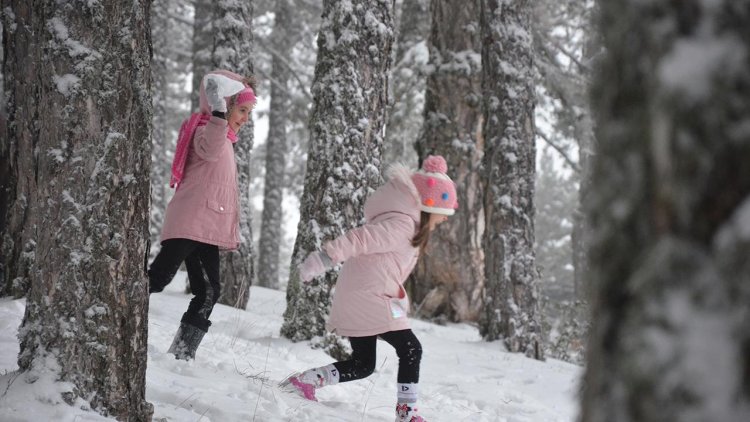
[395,402,427,422]
[280,374,318,401]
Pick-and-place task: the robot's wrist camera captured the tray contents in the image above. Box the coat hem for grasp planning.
[161,233,239,251]
[326,320,411,337]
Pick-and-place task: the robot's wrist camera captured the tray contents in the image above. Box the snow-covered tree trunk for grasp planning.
[581,1,750,420]
[382,0,429,165]
[479,0,543,359]
[281,0,394,351]
[411,0,484,322]
[6,1,153,419]
[256,0,297,290]
[212,0,255,310]
[191,0,212,111]
[0,6,34,299]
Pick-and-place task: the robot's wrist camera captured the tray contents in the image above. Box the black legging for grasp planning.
[333,329,422,384]
[148,238,220,330]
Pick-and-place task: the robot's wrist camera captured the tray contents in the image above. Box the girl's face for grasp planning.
[227,102,253,133]
[428,213,448,231]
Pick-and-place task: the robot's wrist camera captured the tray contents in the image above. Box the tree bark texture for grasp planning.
[412,0,485,323]
[0,4,36,298]
[6,1,153,419]
[281,0,394,346]
[581,1,750,420]
[479,0,543,359]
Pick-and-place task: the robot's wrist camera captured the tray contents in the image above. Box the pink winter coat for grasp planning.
[160,71,244,250]
[323,165,422,337]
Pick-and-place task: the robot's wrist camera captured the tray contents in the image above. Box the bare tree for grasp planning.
[4,0,153,418]
[581,1,750,420]
[479,0,543,359]
[412,0,485,323]
[256,0,299,290]
[280,0,395,357]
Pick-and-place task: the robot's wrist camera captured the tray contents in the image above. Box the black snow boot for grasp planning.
[168,312,211,360]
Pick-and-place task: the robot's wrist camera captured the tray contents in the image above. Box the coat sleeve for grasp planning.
[323,214,416,264]
[192,116,229,162]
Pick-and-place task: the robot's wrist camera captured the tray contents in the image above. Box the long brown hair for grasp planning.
[411,212,431,254]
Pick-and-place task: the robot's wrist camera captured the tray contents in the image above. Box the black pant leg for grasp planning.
[185,242,220,322]
[379,329,422,384]
[148,239,199,293]
[332,335,378,382]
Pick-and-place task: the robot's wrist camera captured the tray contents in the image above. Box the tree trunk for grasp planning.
[6,1,153,419]
[0,5,34,299]
[281,0,394,354]
[581,1,750,420]
[411,0,484,323]
[256,0,297,290]
[191,0,212,112]
[382,0,430,165]
[479,0,543,359]
[570,6,598,301]
[211,0,255,309]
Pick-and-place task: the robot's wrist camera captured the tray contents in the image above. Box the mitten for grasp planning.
[204,77,227,113]
[203,74,245,113]
[299,252,333,282]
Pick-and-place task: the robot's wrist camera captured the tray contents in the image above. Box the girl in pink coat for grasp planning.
[284,155,457,422]
[148,70,256,360]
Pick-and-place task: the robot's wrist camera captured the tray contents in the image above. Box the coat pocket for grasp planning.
[206,199,234,214]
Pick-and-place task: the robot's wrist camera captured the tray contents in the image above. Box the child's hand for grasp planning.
[205,77,227,113]
[299,252,332,282]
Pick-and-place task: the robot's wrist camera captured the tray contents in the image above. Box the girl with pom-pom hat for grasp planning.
[281,155,457,422]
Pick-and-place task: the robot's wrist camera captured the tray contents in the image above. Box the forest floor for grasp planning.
[0,272,581,421]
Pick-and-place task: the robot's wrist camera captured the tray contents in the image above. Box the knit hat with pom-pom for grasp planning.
[411,155,458,216]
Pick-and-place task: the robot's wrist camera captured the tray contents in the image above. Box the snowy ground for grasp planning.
[0,272,581,421]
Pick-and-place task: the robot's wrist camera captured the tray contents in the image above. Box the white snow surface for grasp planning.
[0,273,580,421]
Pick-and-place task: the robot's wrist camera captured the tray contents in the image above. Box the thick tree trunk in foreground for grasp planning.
[581,1,750,420]
[6,1,153,419]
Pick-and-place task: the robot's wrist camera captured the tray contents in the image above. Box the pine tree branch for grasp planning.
[255,38,313,102]
[167,9,193,27]
[537,28,591,74]
[536,130,581,173]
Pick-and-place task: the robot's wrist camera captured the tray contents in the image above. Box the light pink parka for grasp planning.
[160,70,245,250]
[323,165,422,337]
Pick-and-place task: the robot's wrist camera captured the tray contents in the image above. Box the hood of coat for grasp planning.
[363,164,421,223]
[198,69,247,115]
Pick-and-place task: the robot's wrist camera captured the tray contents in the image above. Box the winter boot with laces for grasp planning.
[279,364,339,401]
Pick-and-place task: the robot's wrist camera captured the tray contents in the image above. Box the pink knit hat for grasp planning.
[234,88,256,107]
[411,155,458,216]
